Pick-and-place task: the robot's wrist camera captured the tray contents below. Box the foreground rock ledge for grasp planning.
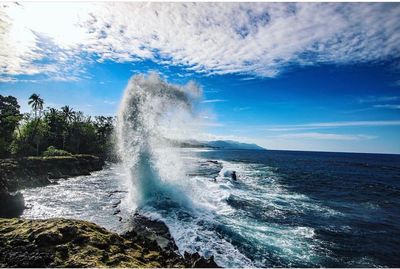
[0,218,219,268]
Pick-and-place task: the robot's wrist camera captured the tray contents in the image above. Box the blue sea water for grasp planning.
[193,149,400,267]
[22,149,400,267]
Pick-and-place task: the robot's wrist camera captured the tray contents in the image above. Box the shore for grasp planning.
[0,155,104,217]
[0,156,220,268]
[0,216,218,267]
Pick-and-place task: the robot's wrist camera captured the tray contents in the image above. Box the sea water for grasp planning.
[22,148,400,267]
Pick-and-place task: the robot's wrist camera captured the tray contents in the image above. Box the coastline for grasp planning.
[0,216,219,267]
[0,156,220,268]
[0,155,104,218]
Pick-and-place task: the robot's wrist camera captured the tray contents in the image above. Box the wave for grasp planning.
[116,72,201,210]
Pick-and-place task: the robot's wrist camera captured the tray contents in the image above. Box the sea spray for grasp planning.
[115,73,255,267]
[116,73,201,210]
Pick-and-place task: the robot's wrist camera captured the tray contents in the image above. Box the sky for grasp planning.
[0,2,400,154]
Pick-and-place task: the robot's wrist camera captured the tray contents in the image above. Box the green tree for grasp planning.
[61,106,75,123]
[94,116,115,156]
[27,94,45,155]
[12,118,50,156]
[43,107,67,150]
[28,93,44,119]
[6,94,115,158]
[0,95,22,158]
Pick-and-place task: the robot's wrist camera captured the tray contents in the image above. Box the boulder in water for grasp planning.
[0,191,24,218]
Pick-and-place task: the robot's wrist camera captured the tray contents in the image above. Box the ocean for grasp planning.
[22,149,400,267]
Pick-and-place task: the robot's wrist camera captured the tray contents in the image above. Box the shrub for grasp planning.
[42,146,72,157]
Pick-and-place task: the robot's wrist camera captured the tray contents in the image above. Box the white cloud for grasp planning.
[0,76,17,83]
[1,3,400,80]
[103,100,117,105]
[357,96,400,103]
[277,132,376,141]
[373,104,400,109]
[202,99,226,103]
[234,106,251,111]
[265,120,400,131]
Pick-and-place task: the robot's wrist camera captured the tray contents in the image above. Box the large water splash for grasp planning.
[116,73,201,210]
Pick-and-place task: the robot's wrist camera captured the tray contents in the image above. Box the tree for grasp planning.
[27,94,45,156]
[61,106,75,123]
[43,107,66,150]
[12,118,50,157]
[5,94,116,158]
[28,93,44,119]
[0,95,22,158]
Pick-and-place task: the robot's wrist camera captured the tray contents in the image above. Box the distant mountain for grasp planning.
[167,138,266,150]
[205,140,265,150]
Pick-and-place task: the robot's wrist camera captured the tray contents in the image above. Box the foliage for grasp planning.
[28,93,44,119]
[42,146,72,157]
[1,94,115,158]
[0,95,22,158]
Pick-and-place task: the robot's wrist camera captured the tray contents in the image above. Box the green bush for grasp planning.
[42,146,72,157]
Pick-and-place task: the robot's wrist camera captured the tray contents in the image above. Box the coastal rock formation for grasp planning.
[124,214,219,268]
[0,155,104,192]
[0,217,219,268]
[0,192,24,218]
[0,155,104,218]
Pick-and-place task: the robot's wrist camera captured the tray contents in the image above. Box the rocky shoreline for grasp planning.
[0,216,219,268]
[0,156,220,268]
[0,155,104,218]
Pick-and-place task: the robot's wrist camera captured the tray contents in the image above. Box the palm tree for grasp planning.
[61,105,75,123]
[27,93,44,156]
[28,93,44,119]
[47,107,58,117]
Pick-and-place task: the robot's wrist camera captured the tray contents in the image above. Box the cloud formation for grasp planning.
[373,104,400,109]
[265,120,400,131]
[202,99,226,103]
[1,2,400,80]
[277,132,376,141]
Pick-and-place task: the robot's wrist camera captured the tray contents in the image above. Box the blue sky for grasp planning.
[1,2,400,154]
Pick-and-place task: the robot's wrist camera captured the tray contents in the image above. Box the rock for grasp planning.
[113,209,121,215]
[184,252,220,268]
[35,231,63,247]
[123,214,221,268]
[0,218,147,267]
[0,217,221,268]
[0,191,25,218]
[0,155,105,193]
[0,155,105,218]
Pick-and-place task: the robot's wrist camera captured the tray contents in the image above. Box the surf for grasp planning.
[115,72,201,210]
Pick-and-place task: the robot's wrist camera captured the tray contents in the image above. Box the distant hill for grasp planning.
[205,140,265,150]
[170,139,265,150]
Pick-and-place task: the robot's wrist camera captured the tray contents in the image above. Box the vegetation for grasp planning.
[42,146,72,157]
[0,94,114,158]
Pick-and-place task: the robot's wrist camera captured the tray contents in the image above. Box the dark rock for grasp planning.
[0,155,105,218]
[0,215,221,268]
[35,232,63,247]
[0,191,25,218]
[123,214,221,268]
[184,251,220,268]
[113,209,121,215]
[0,155,105,193]
[59,225,78,240]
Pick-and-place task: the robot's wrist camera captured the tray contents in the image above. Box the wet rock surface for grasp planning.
[0,155,104,192]
[0,216,220,268]
[0,192,24,218]
[0,155,104,218]
[123,213,220,268]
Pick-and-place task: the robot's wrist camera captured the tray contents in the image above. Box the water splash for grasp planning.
[116,72,201,209]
